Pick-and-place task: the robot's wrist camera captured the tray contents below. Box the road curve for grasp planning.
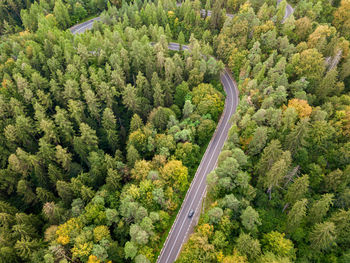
[157,44,238,263]
[69,2,293,263]
[70,17,101,34]
[70,3,234,34]
[69,0,293,34]
[277,0,294,22]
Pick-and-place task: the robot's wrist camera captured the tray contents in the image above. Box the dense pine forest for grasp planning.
[0,0,349,262]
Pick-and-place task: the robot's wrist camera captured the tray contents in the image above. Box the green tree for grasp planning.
[182,100,194,119]
[310,222,337,251]
[248,126,268,156]
[285,118,309,155]
[153,83,165,107]
[308,194,334,224]
[197,119,216,145]
[73,123,98,163]
[102,108,119,152]
[123,84,141,114]
[208,207,224,224]
[127,145,140,167]
[285,174,309,207]
[53,0,70,29]
[240,206,261,233]
[260,151,291,197]
[235,232,261,260]
[124,241,138,260]
[287,199,307,231]
[330,210,350,247]
[262,231,295,260]
[130,114,143,132]
[174,82,190,108]
[291,49,325,88]
[257,140,283,176]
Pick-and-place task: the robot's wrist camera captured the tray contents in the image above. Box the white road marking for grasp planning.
[163,71,237,262]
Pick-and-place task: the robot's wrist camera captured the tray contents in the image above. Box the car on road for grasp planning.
[188,209,195,218]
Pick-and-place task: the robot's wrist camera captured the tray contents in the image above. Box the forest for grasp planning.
[177,0,350,262]
[0,0,349,262]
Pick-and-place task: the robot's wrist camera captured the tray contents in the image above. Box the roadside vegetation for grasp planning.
[177,0,350,262]
[1,0,350,262]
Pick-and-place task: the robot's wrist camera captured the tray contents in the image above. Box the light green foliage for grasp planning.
[192,83,225,121]
[241,206,261,233]
[310,222,337,251]
[308,194,334,224]
[285,174,309,206]
[262,231,295,260]
[235,232,261,260]
[287,199,307,231]
[208,207,224,224]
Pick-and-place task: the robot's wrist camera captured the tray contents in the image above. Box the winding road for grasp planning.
[69,2,293,262]
[159,43,238,263]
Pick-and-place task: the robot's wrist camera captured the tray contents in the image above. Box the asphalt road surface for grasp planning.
[69,2,293,262]
[70,3,234,34]
[277,0,294,22]
[70,17,101,34]
[157,44,238,263]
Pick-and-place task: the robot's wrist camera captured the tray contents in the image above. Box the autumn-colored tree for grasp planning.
[333,0,350,39]
[287,99,312,118]
[262,231,295,260]
[161,160,188,192]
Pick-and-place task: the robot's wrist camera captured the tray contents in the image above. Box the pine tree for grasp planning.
[308,194,334,224]
[153,83,165,107]
[310,222,337,251]
[285,174,309,207]
[130,114,143,132]
[287,199,307,231]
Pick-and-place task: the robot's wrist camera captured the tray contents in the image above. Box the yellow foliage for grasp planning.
[56,217,82,245]
[2,79,8,89]
[165,186,178,211]
[253,21,275,38]
[293,49,325,83]
[167,11,175,17]
[125,184,140,200]
[197,223,214,237]
[216,250,225,262]
[307,25,335,49]
[161,160,188,192]
[93,225,110,242]
[6,58,14,65]
[139,246,154,262]
[336,37,350,58]
[239,2,251,13]
[222,249,248,263]
[19,30,30,37]
[131,160,152,181]
[72,242,93,259]
[287,99,312,118]
[240,136,253,151]
[336,107,350,137]
[57,235,70,245]
[26,46,33,58]
[333,0,350,35]
[88,255,100,263]
[128,129,147,151]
